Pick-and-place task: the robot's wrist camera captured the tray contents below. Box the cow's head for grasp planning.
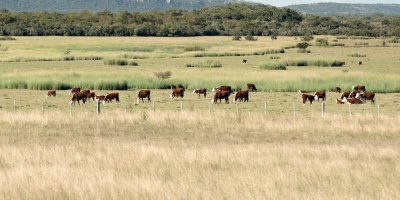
[193,89,198,94]
[211,87,217,92]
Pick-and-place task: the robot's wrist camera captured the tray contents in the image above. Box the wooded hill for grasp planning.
[288,3,400,15]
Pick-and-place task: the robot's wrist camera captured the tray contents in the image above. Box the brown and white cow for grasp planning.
[70,92,87,106]
[233,90,249,104]
[336,99,344,104]
[80,89,90,94]
[170,84,177,90]
[335,87,341,93]
[171,88,184,98]
[358,61,362,66]
[356,92,375,105]
[314,91,326,102]
[246,83,257,92]
[95,95,106,104]
[348,91,360,98]
[86,92,96,102]
[193,88,207,98]
[340,91,351,99]
[105,93,120,104]
[177,84,185,91]
[212,90,231,104]
[47,90,56,97]
[137,90,151,103]
[69,87,81,96]
[342,97,364,105]
[302,94,315,106]
[352,85,365,92]
[212,85,234,94]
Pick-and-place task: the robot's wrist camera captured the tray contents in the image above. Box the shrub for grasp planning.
[297,49,311,53]
[347,53,366,57]
[258,62,286,70]
[153,71,172,80]
[315,38,329,47]
[184,46,205,52]
[185,60,222,68]
[104,59,138,66]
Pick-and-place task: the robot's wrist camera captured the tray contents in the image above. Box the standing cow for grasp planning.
[70,92,87,106]
[86,92,96,103]
[69,87,81,96]
[193,88,207,98]
[47,90,56,97]
[302,94,315,106]
[356,92,375,105]
[105,93,120,104]
[352,85,365,92]
[137,90,151,103]
[246,83,257,92]
[171,88,184,98]
[212,90,231,104]
[233,90,249,103]
[212,85,234,94]
[95,95,106,104]
[314,91,326,102]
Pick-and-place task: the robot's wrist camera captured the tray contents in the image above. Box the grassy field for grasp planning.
[1,36,400,199]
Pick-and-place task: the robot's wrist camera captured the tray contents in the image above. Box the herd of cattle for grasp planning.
[45,83,375,106]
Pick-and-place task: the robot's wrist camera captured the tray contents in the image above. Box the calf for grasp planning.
[69,87,81,96]
[137,90,151,103]
[233,90,249,103]
[95,95,106,104]
[105,93,120,104]
[47,90,56,97]
[246,83,257,92]
[86,92,96,103]
[314,91,326,102]
[212,90,231,104]
[70,92,87,106]
[193,88,207,98]
[171,88,184,98]
[356,92,375,105]
[302,94,315,106]
[335,87,341,93]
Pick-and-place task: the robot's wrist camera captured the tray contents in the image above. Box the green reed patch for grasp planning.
[347,53,366,57]
[258,62,286,70]
[185,60,222,68]
[286,59,344,67]
[104,59,138,66]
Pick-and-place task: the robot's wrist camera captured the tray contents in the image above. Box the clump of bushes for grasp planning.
[185,60,222,68]
[270,56,281,59]
[184,45,205,52]
[104,59,138,66]
[286,59,344,67]
[258,62,286,70]
[153,71,172,80]
[347,53,366,57]
[0,36,15,40]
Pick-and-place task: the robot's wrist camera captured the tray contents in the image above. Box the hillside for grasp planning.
[0,0,244,12]
[288,3,400,15]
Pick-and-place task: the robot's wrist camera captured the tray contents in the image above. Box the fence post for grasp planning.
[378,104,380,117]
[14,99,16,112]
[293,102,296,117]
[348,103,351,117]
[97,100,100,114]
[321,102,325,117]
[265,102,267,116]
[70,103,72,115]
[236,103,238,115]
[181,101,183,112]
[42,99,44,114]
[153,101,155,113]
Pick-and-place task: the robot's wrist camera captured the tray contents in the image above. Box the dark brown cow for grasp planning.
[171,88,184,98]
[47,90,56,97]
[69,87,81,96]
[193,88,207,98]
[302,94,315,105]
[86,92,96,102]
[137,90,151,103]
[342,97,364,105]
[177,84,185,91]
[105,93,120,104]
[246,83,257,92]
[212,90,230,104]
[242,59,247,64]
[212,85,234,94]
[70,92,87,106]
[340,91,351,99]
[357,92,375,105]
[352,85,365,92]
[80,89,90,94]
[314,91,326,102]
[233,90,249,103]
[358,61,362,66]
[170,85,177,90]
[335,87,341,93]
[95,95,106,104]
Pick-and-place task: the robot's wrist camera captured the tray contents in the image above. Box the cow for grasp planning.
[298,90,308,94]
[348,91,359,98]
[242,59,247,64]
[177,84,185,91]
[212,90,231,104]
[80,89,90,94]
[233,90,249,104]
[339,62,345,66]
[358,61,362,66]
[336,99,344,104]
[212,85,234,94]
[105,93,120,104]
[314,91,326,102]
[170,85,176,90]
[171,88,184,98]
[69,87,81,96]
[86,92,96,102]
[352,85,365,92]
[246,83,257,92]
[340,91,351,99]
[137,90,151,103]
[302,94,315,106]
[335,87,341,93]
[193,88,207,98]
[356,92,375,105]
[342,97,364,105]
[95,95,106,104]
[70,92,87,106]
[47,90,56,97]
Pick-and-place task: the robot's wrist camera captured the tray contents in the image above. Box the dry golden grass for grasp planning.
[1,111,399,199]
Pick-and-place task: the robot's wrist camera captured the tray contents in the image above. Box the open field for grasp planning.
[1,36,400,199]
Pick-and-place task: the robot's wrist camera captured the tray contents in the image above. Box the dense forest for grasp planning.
[1,3,400,37]
[288,3,400,15]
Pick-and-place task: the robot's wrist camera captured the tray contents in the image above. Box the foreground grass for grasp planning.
[1,111,399,199]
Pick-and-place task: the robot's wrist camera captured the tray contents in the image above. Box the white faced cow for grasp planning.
[137,90,151,103]
[193,88,207,98]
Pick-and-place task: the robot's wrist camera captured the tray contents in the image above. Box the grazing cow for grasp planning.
[212,90,231,104]
[177,84,185,91]
[69,87,81,96]
[105,93,120,104]
[298,90,308,94]
[246,83,257,92]
[70,92,87,106]
[356,92,375,105]
[233,90,249,103]
[336,99,344,104]
[358,61,362,66]
[193,88,207,98]
[47,90,56,97]
[242,59,247,64]
[335,87,341,93]
[171,88,184,98]
[342,97,364,105]
[86,92,96,102]
[212,85,234,94]
[352,85,365,92]
[170,84,176,90]
[80,89,90,94]
[314,91,326,102]
[340,91,351,99]
[302,94,315,106]
[137,90,151,103]
[95,95,106,103]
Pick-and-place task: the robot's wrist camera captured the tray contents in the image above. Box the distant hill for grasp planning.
[287,3,400,15]
[0,0,244,12]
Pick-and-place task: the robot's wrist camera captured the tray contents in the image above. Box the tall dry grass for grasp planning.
[1,111,399,199]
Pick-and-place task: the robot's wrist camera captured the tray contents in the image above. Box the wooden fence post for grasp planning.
[42,99,44,114]
[348,103,351,117]
[265,102,267,116]
[97,100,100,114]
[322,102,325,117]
[293,102,296,117]
[180,101,183,112]
[153,102,155,113]
[14,99,16,112]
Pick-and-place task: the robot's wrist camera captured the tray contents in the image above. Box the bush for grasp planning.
[153,71,172,80]
[297,49,311,53]
[185,60,222,68]
[347,53,366,57]
[258,62,286,70]
[315,38,329,47]
[104,59,138,66]
[184,46,205,52]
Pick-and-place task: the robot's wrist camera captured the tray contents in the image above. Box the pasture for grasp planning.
[1,36,400,199]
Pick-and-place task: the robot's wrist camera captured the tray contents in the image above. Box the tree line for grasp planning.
[1,3,400,37]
